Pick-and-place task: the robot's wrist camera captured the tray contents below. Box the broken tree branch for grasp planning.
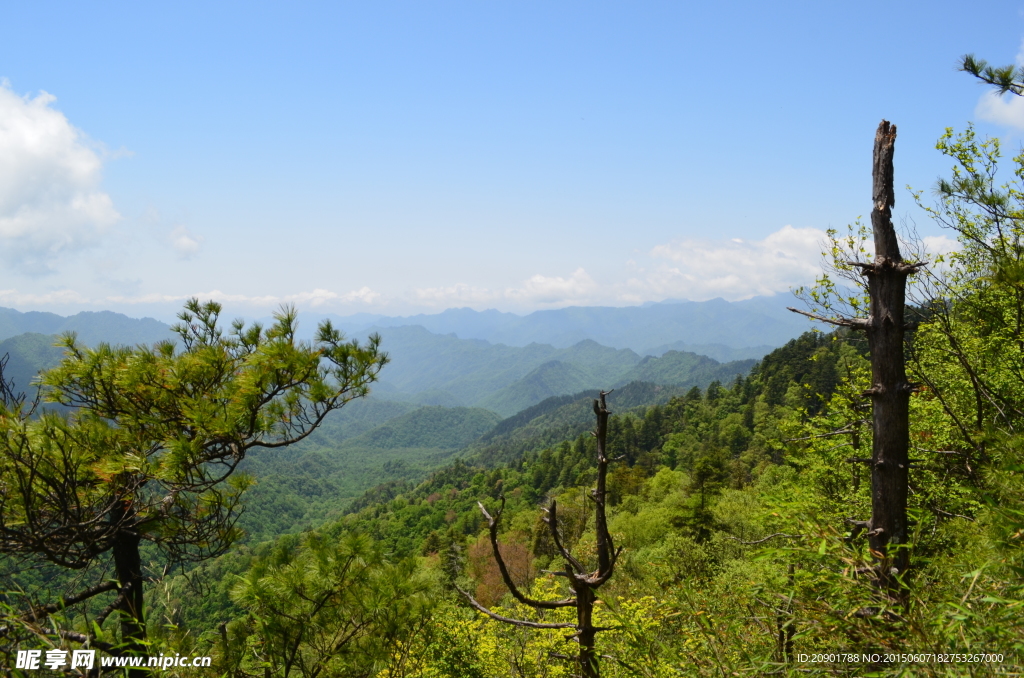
[786,307,871,329]
[455,586,577,630]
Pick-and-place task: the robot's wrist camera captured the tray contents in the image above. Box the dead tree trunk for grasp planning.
[458,390,621,678]
[790,121,924,598]
[862,121,919,592]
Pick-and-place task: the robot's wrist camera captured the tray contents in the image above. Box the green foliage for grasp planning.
[127,300,1024,675]
[225,531,434,678]
[909,125,1024,447]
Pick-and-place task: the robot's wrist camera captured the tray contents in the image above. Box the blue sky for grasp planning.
[1,1,1023,321]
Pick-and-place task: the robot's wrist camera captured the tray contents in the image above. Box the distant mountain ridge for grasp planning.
[0,308,759,416]
[0,307,174,346]
[310,296,811,357]
[0,296,810,357]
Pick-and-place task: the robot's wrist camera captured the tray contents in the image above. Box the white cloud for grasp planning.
[506,268,598,305]
[412,229,828,310]
[0,81,120,271]
[640,225,826,300]
[0,287,382,312]
[975,90,1024,130]
[106,286,382,308]
[914,234,961,279]
[0,224,926,315]
[920,234,960,258]
[415,283,496,306]
[415,268,600,309]
[0,288,91,306]
[169,225,203,258]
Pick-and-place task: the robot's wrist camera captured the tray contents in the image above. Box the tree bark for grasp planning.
[576,582,598,678]
[110,498,147,673]
[576,393,612,678]
[864,120,915,594]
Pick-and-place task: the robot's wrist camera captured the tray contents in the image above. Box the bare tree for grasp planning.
[790,121,925,596]
[458,391,621,678]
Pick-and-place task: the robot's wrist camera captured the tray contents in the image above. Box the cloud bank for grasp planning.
[415,268,600,308]
[0,225,826,314]
[0,81,120,272]
[2,225,956,317]
[411,225,829,310]
[639,225,825,301]
[104,287,382,308]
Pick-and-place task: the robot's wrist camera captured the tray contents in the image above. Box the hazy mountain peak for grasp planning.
[321,296,811,354]
[0,307,173,346]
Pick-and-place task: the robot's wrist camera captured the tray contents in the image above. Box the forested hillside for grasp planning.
[0,314,757,552]
[232,405,500,541]
[230,383,685,542]
[364,327,753,414]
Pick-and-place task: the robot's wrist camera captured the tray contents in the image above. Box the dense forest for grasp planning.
[4,84,1024,677]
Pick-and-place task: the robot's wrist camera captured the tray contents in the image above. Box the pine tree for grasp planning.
[0,299,386,660]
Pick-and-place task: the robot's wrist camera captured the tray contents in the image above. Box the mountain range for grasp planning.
[0,296,808,415]
[297,295,813,360]
[0,295,811,360]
